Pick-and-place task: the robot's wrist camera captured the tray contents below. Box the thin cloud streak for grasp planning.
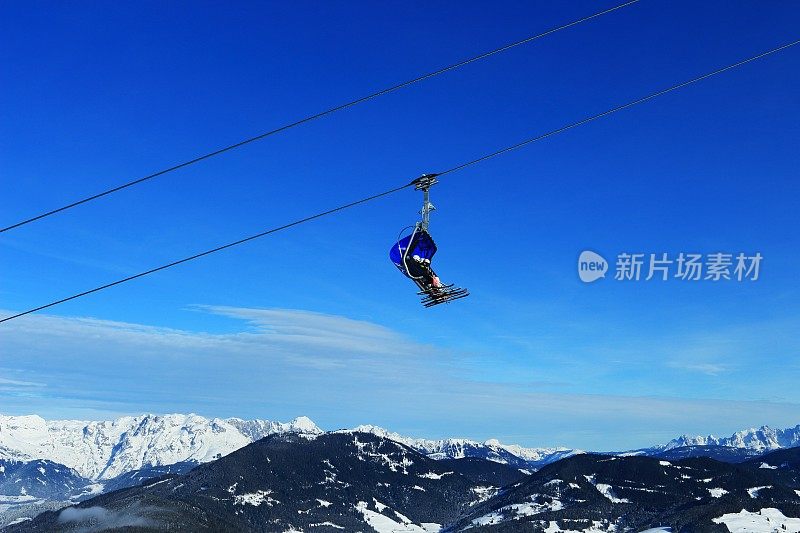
[1,307,798,450]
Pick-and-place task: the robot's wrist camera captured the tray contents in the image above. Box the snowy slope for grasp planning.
[0,414,321,480]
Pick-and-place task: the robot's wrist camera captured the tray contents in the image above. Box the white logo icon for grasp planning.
[578,251,607,283]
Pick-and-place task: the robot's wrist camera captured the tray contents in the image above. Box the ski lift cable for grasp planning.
[0,38,797,324]
[438,38,800,178]
[0,184,413,324]
[0,0,641,234]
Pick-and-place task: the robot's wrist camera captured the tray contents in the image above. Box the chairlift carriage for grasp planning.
[389,174,469,308]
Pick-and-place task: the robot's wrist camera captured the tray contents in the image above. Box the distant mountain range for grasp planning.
[8,432,800,532]
[340,425,578,471]
[3,413,798,482]
[661,424,800,452]
[2,413,800,530]
[0,414,322,480]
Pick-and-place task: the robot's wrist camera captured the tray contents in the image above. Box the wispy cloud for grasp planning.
[0,368,47,394]
[1,307,798,450]
[0,376,45,387]
[58,504,157,532]
[667,361,730,375]
[195,305,440,361]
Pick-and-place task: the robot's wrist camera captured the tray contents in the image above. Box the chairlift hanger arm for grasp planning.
[410,173,439,232]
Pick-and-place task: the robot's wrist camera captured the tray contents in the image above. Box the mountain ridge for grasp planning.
[0,413,321,480]
[11,435,800,533]
[9,432,492,532]
[2,412,799,483]
[339,425,579,470]
[662,423,800,452]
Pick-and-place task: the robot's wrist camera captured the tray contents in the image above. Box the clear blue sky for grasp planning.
[1,0,799,451]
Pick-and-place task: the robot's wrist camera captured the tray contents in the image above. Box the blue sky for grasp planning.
[1,0,799,451]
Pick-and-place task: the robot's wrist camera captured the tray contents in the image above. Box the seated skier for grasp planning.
[406,254,442,291]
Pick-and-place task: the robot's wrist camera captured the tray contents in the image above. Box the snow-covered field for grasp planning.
[470,493,565,527]
[355,501,440,532]
[543,520,618,532]
[712,508,800,532]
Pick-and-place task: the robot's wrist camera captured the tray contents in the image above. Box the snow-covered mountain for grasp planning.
[2,411,800,486]
[226,416,321,441]
[448,448,800,532]
[0,459,91,501]
[0,414,321,480]
[8,432,507,533]
[3,412,800,530]
[345,425,579,470]
[0,414,577,484]
[13,437,800,533]
[0,458,101,529]
[661,424,800,452]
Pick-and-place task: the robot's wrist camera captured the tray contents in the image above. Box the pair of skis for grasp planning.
[418,284,470,308]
